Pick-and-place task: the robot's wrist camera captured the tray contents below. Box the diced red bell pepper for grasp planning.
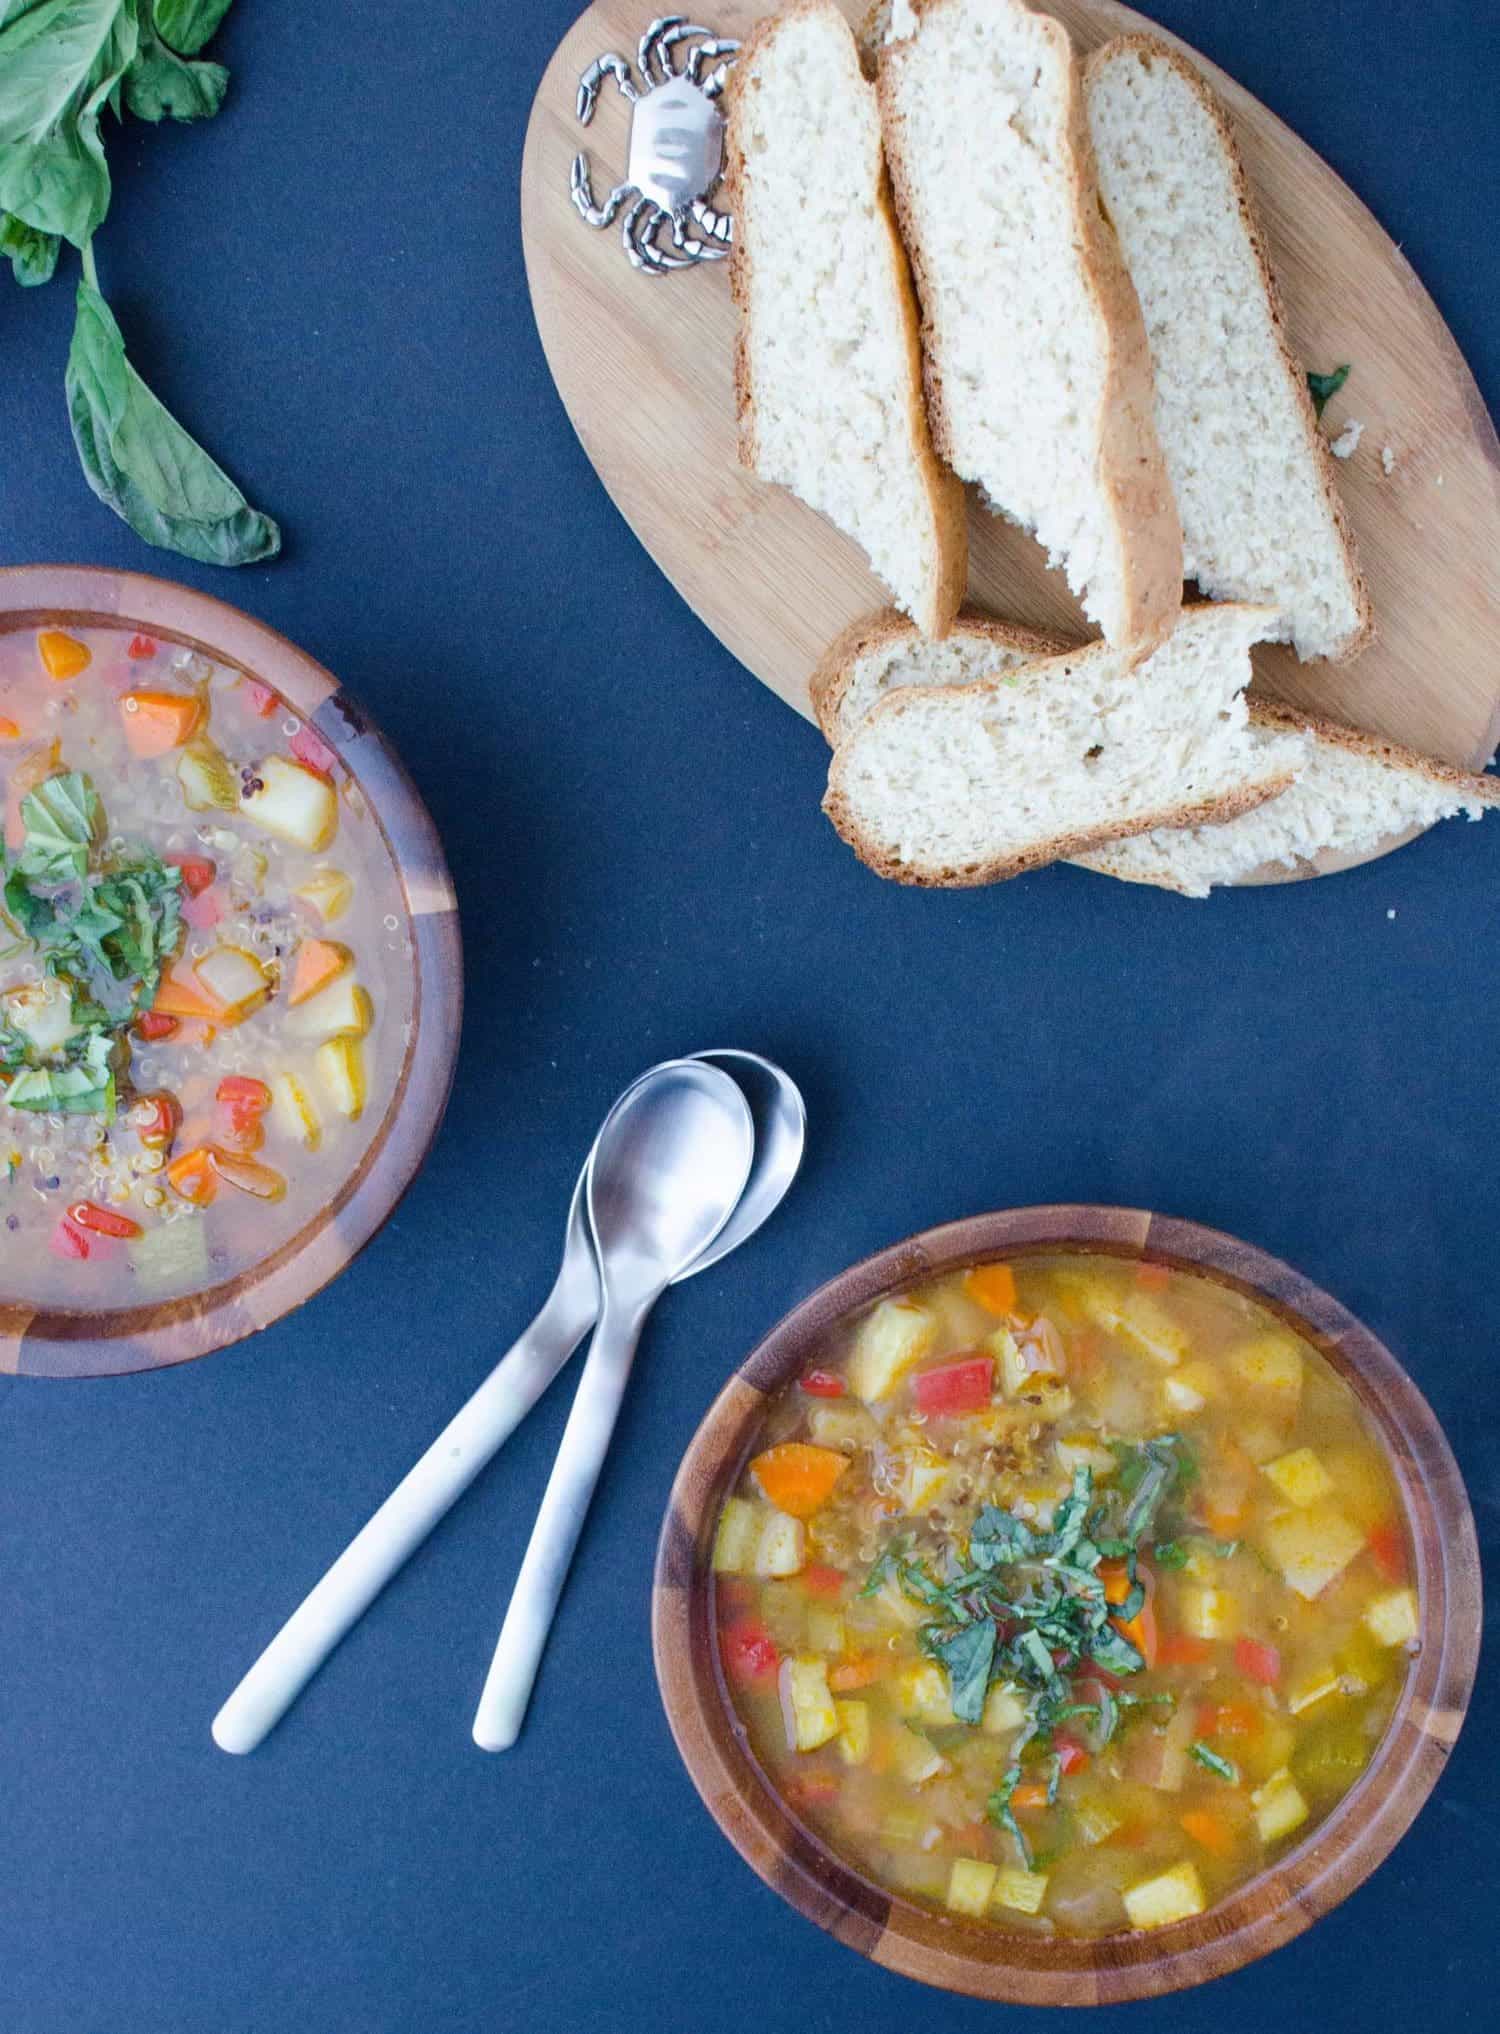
[68,1200,143,1240]
[1366,1519,1407,1582]
[798,1368,847,1399]
[913,1353,993,1416]
[722,1620,780,1686]
[49,1215,91,1259]
[133,1092,181,1150]
[217,1075,272,1128]
[181,886,223,932]
[801,1563,846,1599]
[1054,1733,1091,1776]
[1233,1636,1282,1687]
[244,678,278,718]
[134,1011,179,1042]
[166,853,217,896]
[126,633,157,660]
[290,724,337,779]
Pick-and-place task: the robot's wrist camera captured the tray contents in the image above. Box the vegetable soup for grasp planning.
[1,623,410,1306]
[713,1255,1415,1938]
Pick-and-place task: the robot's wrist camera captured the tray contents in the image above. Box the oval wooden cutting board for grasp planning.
[522,0,1500,878]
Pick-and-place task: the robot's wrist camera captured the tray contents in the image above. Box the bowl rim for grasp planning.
[652,1205,1482,2005]
[0,563,463,1379]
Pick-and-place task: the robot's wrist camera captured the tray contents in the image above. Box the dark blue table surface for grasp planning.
[1,3,1496,2029]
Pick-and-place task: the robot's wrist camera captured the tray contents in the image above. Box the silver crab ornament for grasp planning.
[570,15,739,275]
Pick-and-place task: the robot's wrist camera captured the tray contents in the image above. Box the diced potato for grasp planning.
[241,754,338,850]
[892,1661,956,1728]
[834,1699,870,1765]
[1363,1586,1419,1648]
[712,1496,759,1574]
[992,1328,1029,1399]
[1055,1433,1117,1479]
[981,1683,1027,1735]
[1114,1294,1189,1370]
[806,1402,877,1453]
[1075,1800,1122,1847]
[294,867,353,923]
[992,1868,1050,1916]
[895,1447,952,1514]
[868,1575,929,1631]
[1123,1861,1205,1930]
[1162,1372,1207,1416]
[314,1037,367,1121]
[946,1858,998,1917]
[1261,1504,1365,1600]
[890,1725,946,1787]
[177,737,238,812]
[1251,1768,1308,1843]
[269,1070,321,1152]
[1180,1586,1239,1641]
[752,1509,805,1579]
[1287,1666,1344,1716]
[1263,1448,1334,1507]
[3,978,77,1053]
[1024,1380,1074,1424]
[289,977,373,1043]
[781,1657,840,1751]
[1237,1417,1288,1466]
[193,944,269,1021]
[878,1807,925,1848]
[1231,1333,1304,1403]
[845,1299,937,1401]
[806,1609,846,1656]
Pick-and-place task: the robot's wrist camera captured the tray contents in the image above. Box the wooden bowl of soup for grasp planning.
[0,565,461,1377]
[653,1208,1480,2004]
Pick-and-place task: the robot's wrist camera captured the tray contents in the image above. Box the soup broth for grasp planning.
[1,622,411,1306]
[713,1254,1414,1938]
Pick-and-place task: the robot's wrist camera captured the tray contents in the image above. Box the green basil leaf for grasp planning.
[970,1504,1038,1568]
[17,768,99,880]
[66,277,281,566]
[123,17,227,121]
[3,1027,115,1117]
[151,0,234,58]
[1087,1623,1144,1677]
[1308,364,1351,417]
[0,0,139,248]
[1,206,59,283]
[927,1618,996,1724]
[1189,1740,1239,1783]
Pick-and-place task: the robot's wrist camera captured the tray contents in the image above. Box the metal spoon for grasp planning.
[212,1052,802,1755]
[471,1058,754,1750]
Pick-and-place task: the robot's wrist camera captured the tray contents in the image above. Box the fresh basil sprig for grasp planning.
[1308,363,1352,417]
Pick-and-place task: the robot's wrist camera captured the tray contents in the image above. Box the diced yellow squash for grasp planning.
[1263,1448,1334,1507]
[895,1447,952,1514]
[845,1299,937,1401]
[890,1725,945,1787]
[1114,1294,1189,1369]
[867,1573,928,1630]
[834,1699,870,1765]
[1055,1433,1117,1479]
[1363,1586,1419,1648]
[314,1036,367,1121]
[712,1496,759,1574]
[945,1858,998,1917]
[892,1661,957,1728]
[1027,1381,1075,1424]
[193,944,269,1021]
[1261,1504,1365,1600]
[992,1327,1029,1399]
[1124,1861,1205,1931]
[981,1683,1027,1735]
[992,1868,1050,1916]
[177,737,239,812]
[289,976,373,1043]
[241,754,338,851]
[878,1807,925,1847]
[781,1657,840,1752]
[3,978,77,1052]
[806,1609,846,1656]
[1180,1586,1239,1641]
[1231,1333,1304,1403]
[1251,1768,1308,1843]
[806,1402,877,1452]
[269,1070,321,1152]
[752,1509,805,1579]
[1287,1666,1344,1716]
[294,867,353,923]
[1075,1800,1122,1847]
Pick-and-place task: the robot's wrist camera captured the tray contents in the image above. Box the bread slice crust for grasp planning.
[808,604,1074,744]
[724,0,967,639]
[877,0,1182,649]
[1084,34,1373,663]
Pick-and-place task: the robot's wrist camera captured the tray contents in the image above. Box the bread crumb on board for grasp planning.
[1381,444,1396,475]
[1329,418,1364,459]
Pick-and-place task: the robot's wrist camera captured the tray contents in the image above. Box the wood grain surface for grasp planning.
[522,0,1500,879]
[652,1205,1483,2003]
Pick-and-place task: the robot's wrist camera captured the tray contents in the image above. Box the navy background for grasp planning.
[1,2,1495,2028]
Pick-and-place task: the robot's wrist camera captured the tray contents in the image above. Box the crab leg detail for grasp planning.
[622,196,693,274]
[685,37,737,87]
[571,156,632,229]
[576,51,637,125]
[640,16,714,85]
[690,198,733,247]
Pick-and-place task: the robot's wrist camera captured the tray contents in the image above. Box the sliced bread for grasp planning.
[809,606,1073,746]
[877,0,1182,648]
[1074,704,1500,894]
[823,603,1305,886]
[724,0,967,638]
[1085,36,1372,662]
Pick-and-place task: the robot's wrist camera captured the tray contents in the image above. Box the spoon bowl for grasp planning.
[678,1050,807,1282]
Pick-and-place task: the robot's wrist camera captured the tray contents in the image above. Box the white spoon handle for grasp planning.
[212,1274,598,1756]
[472,1292,648,1751]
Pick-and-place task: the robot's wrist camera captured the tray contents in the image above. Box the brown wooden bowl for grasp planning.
[0,565,462,1379]
[653,1206,1481,2005]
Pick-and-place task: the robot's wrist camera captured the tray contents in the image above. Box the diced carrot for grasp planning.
[1233,1636,1281,1687]
[207,1149,286,1201]
[1367,1519,1407,1582]
[153,967,227,1023]
[829,1657,886,1692]
[1098,1558,1132,1607]
[118,689,202,757]
[1108,1564,1158,1667]
[67,1200,143,1240]
[1010,1784,1051,1814]
[0,715,19,740]
[801,1563,846,1599]
[1195,1700,1262,1740]
[166,1147,217,1205]
[38,629,91,680]
[964,1262,1017,1315]
[1179,1809,1235,1857]
[1135,1260,1172,1292]
[1156,1634,1214,1667]
[749,1443,848,1519]
[287,937,350,1007]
